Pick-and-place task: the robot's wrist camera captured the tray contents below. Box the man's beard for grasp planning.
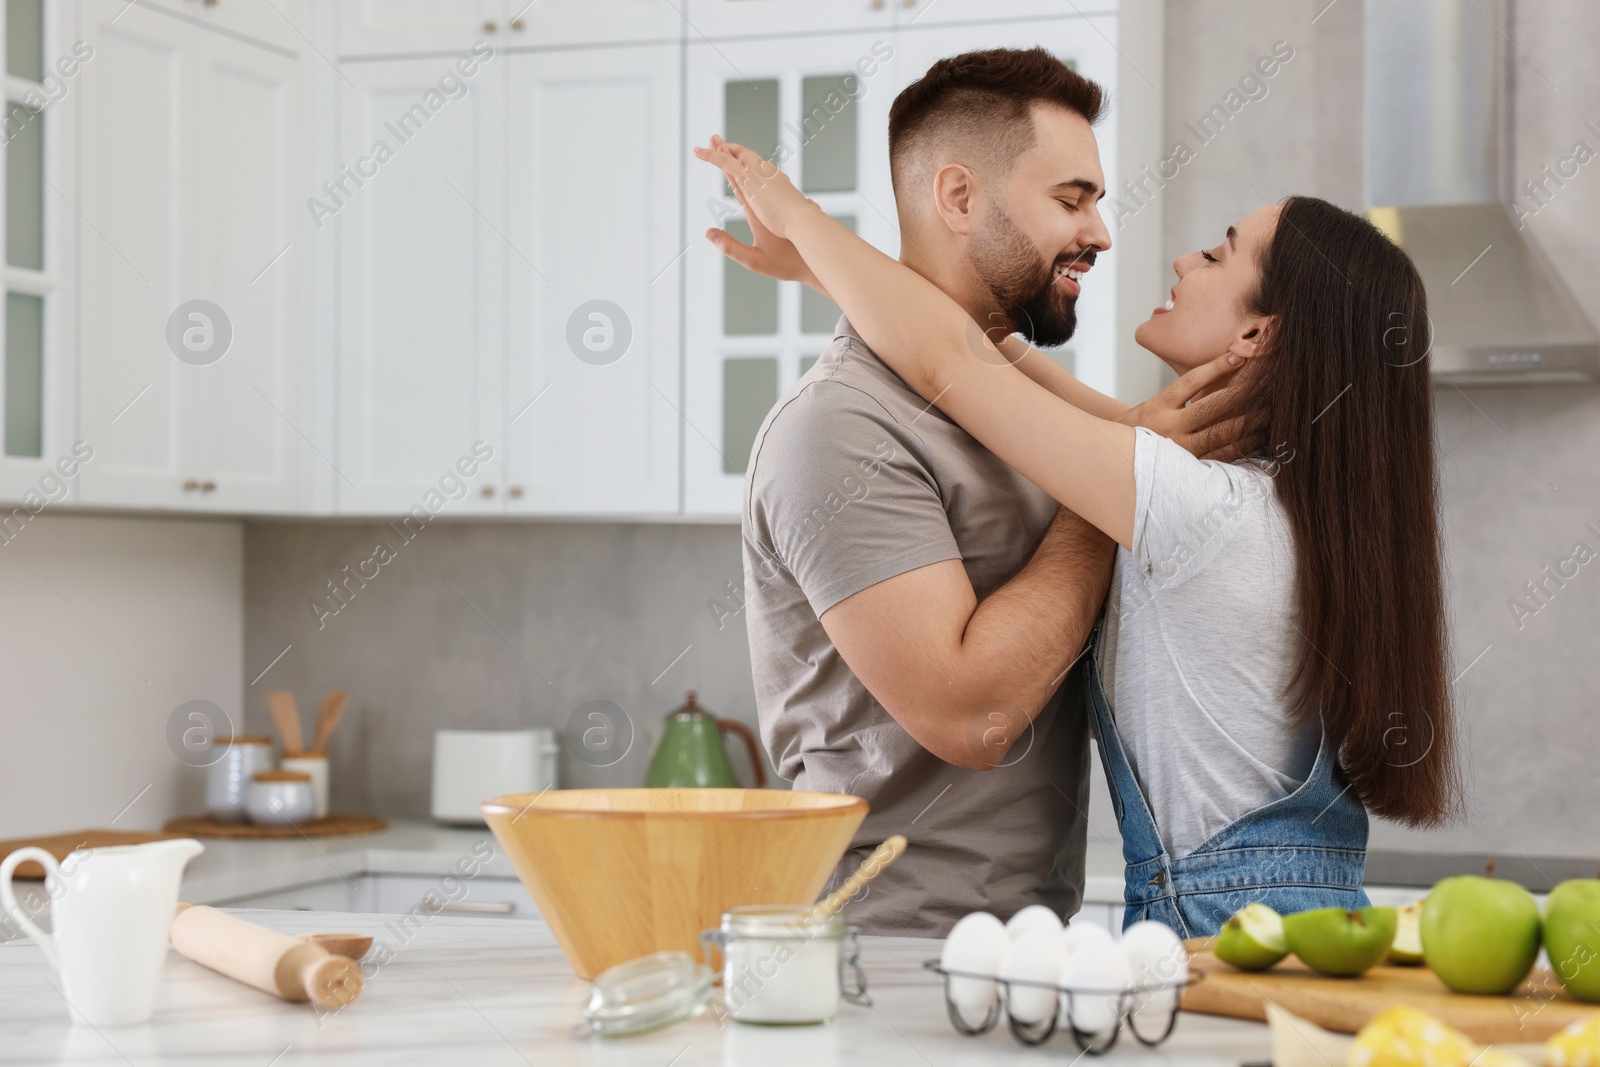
[969,206,1081,349]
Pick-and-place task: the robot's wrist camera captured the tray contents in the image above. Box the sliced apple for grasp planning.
[1387,900,1425,966]
[1214,903,1289,971]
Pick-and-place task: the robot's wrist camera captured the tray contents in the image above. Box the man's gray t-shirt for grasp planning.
[742,318,1091,938]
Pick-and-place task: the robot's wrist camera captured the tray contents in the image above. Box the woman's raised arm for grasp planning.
[696,137,1140,547]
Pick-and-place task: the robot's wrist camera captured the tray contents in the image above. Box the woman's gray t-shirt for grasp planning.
[1098,427,1320,859]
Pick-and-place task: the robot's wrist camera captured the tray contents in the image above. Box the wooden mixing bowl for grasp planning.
[481,788,868,979]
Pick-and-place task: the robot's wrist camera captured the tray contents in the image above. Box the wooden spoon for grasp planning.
[266,691,304,756]
[311,691,349,754]
[811,835,907,919]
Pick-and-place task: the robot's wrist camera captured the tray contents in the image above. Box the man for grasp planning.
[718,49,1216,936]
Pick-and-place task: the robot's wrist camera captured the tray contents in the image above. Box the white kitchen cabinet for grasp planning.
[682,33,899,515]
[337,0,502,57]
[180,24,311,514]
[338,0,678,57]
[370,873,539,919]
[680,14,1123,515]
[685,0,895,38]
[896,0,1118,26]
[504,0,681,48]
[219,877,362,912]
[334,52,506,515]
[76,0,311,512]
[147,0,313,55]
[0,0,77,505]
[502,43,681,514]
[337,41,681,517]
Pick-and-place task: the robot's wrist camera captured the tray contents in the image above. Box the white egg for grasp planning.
[939,912,1007,1027]
[997,934,1065,1026]
[1119,920,1187,1028]
[1058,939,1133,1038]
[1005,903,1063,941]
[1060,918,1115,960]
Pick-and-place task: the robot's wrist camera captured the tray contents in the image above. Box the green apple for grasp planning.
[1387,901,1425,965]
[1544,879,1600,1002]
[1420,875,1541,995]
[1283,906,1397,977]
[1214,903,1289,971]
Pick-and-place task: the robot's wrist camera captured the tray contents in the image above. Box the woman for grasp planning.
[696,138,1459,936]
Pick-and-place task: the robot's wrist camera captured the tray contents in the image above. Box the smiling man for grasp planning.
[726,49,1117,937]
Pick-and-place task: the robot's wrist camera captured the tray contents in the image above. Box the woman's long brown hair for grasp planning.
[1238,196,1459,825]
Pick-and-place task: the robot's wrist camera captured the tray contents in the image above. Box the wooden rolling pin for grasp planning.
[170,903,362,1009]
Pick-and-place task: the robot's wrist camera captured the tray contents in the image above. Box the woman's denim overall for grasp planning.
[1084,630,1370,937]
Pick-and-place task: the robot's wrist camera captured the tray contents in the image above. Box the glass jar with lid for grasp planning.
[700,904,869,1025]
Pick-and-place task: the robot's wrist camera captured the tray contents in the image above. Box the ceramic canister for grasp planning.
[280,754,329,819]
[245,770,316,826]
[205,736,274,823]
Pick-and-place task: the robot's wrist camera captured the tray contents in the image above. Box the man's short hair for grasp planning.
[887,47,1105,205]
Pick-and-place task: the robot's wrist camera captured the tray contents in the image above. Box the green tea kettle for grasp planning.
[645,691,767,789]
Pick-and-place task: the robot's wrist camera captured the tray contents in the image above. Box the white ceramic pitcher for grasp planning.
[1,838,204,1026]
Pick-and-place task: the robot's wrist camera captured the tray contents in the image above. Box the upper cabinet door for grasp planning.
[0,0,77,504]
[502,43,681,515]
[75,0,193,509]
[501,0,682,47]
[338,0,504,57]
[682,34,898,516]
[180,30,309,513]
[335,54,506,515]
[894,0,1118,25]
[684,0,894,37]
[182,0,316,54]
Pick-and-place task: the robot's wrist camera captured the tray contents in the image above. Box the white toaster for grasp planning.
[431,728,560,825]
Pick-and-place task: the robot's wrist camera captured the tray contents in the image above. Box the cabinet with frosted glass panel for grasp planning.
[0,0,77,507]
[681,12,1122,516]
[682,34,899,515]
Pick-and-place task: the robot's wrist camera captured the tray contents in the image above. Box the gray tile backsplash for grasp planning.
[243,521,762,817]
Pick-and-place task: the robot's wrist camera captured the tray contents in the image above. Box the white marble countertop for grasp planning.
[171,821,524,904]
[0,909,1272,1066]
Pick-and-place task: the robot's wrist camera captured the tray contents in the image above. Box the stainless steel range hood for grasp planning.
[1364,0,1600,385]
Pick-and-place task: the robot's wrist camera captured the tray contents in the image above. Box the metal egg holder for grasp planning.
[923,960,1203,1054]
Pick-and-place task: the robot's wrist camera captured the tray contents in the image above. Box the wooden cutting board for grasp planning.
[162,814,387,838]
[1181,938,1596,1043]
[0,830,189,879]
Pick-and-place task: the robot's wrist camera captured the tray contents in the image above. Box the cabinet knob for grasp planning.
[870,0,885,8]
[182,479,200,492]
[201,480,217,493]
[481,485,496,498]
[508,486,524,499]
[511,18,525,30]
[483,19,498,33]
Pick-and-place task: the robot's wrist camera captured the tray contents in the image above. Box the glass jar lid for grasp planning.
[723,903,845,941]
[579,951,712,1037]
